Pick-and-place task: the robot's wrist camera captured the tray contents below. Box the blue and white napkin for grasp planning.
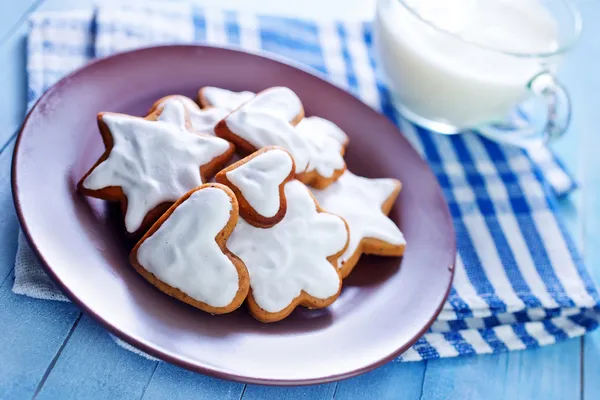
[14,3,600,361]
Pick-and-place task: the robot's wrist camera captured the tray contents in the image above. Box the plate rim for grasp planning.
[11,44,456,386]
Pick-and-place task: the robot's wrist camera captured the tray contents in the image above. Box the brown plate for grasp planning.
[12,45,455,385]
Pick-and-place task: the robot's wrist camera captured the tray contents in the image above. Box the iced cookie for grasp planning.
[312,171,406,278]
[78,99,235,236]
[227,180,349,323]
[214,87,346,189]
[149,95,229,135]
[198,87,255,110]
[216,147,295,228]
[295,116,348,189]
[130,184,250,314]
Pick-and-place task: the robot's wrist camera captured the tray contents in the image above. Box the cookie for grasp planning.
[215,147,295,228]
[130,183,250,314]
[78,99,235,236]
[295,116,348,189]
[227,180,349,323]
[214,86,346,189]
[296,116,349,147]
[311,171,406,278]
[198,87,255,110]
[149,95,229,135]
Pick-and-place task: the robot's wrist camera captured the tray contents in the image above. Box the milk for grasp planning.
[374,0,560,129]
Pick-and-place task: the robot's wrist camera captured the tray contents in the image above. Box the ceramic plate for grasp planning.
[12,45,455,385]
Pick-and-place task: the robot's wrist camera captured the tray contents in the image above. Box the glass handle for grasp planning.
[476,71,572,149]
[528,72,571,144]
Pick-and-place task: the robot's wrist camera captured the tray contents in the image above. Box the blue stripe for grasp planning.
[481,139,578,308]
[511,324,540,348]
[541,320,569,342]
[88,13,97,58]
[479,328,509,353]
[335,23,358,93]
[443,331,476,355]
[416,127,507,313]
[513,310,532,323]
[362,24,401,124]
[224,11,240,45]
[258,16,326,73]
[411,337,440,359]
[483,315,501,328]
[450,135,542,308]
[192,7,206,42]
[446,288,474,318]
[447,320,468,331]
[569,311,600,331]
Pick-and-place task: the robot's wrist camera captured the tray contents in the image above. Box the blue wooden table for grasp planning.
[1,0,599,398]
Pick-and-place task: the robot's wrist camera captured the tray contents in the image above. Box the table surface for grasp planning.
[1,0,599,399]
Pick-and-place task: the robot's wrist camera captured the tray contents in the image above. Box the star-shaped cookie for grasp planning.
[227,180,349,323]
[79,99,235,235]
[130,183,250,314]
[311,171,406,278]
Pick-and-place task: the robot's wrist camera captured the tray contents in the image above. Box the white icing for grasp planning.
[137,187,241,308]
[311,171,406,265]
[158,96,228,135]
[296,117,347,178]
[227,180,346,313]
[296,116,348,145]
[224,87,311,172]
[224,88,347,179]
[83,100,231,233]
[226,149,294,218]
[202,87,255,111]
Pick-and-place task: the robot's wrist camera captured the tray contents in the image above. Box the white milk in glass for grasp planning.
[374,0,560,129]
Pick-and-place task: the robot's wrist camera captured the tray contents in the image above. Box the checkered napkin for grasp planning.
[14,3,600,362]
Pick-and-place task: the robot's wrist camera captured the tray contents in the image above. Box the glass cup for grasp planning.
[373,0,582,148]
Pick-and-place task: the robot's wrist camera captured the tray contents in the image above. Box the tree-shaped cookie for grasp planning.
[227,180,349,323]
[216,147,295,228]
[312,171,406,278]
[130,184,249,314]
[214,86,347,189]
[296,116,348,186]
[198,86,255,110]
[78,99,235,236]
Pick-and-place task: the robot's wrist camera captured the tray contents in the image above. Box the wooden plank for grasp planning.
[566,2,600,400]
[36,316,158,400]
[0,140,20,283]
[0,142,81,400]
[0,0,40,47]
[0,282,81,399]
[241,382,336,400]
[142,363,244,400]
[421,340,580,400]
[333,361,426,400]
